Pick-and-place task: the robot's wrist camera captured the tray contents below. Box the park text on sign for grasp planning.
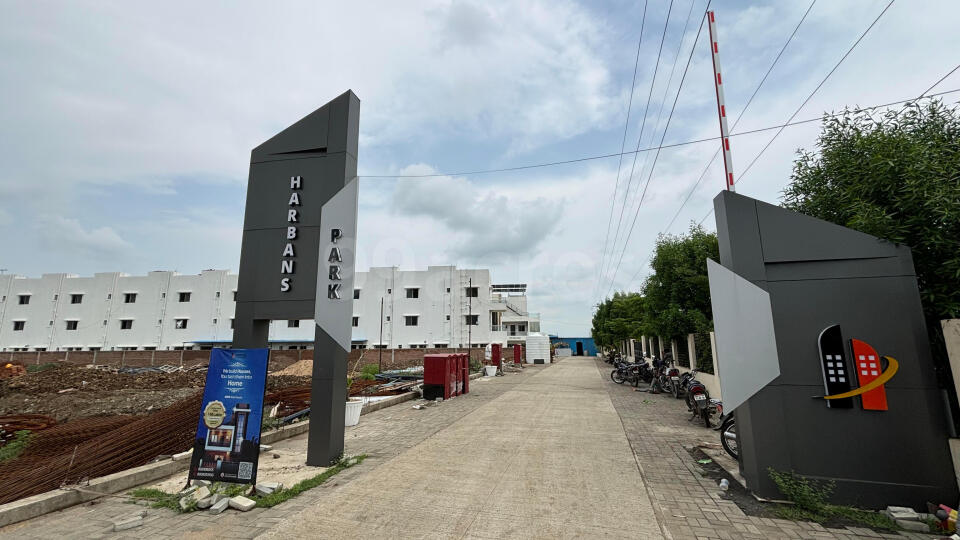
[328,229,343,299]
[280,176,302,292]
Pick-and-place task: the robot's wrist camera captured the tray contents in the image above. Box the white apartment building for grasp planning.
[0,266,540,352]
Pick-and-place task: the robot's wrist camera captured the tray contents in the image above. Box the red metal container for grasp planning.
[491,343,502,367]
[424,354,457,400]
[513,344,522,365]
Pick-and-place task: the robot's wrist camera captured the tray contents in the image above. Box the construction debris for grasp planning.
[112,510,147,532]
[209,497,229,515]
[1,363,26,379]
[255,481,283,496]
[229,495,256,512]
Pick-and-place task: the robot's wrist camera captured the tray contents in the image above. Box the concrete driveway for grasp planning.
[267,356,664,539]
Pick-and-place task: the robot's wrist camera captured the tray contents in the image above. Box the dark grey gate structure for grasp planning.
[233,90,360,466]
[712,190,957,508]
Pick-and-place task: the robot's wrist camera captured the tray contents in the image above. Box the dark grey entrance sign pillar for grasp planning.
[233,90,360,466]
[713,190,957,509]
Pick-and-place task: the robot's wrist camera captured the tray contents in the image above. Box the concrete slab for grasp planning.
[264,357,664,539]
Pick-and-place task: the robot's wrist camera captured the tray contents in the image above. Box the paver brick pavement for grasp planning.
[598,356,929,540]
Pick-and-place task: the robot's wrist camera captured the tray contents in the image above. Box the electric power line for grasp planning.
[663,0,816,234]
[693,0,899,228]
[607,0,699,280]
[919,64,960,98]
[595,0,649,302]
[598,0,676,292]
[736,0,895,183]
[602,3,712,299]
[357,87,960,180]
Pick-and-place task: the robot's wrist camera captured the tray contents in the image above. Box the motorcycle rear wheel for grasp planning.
[672,381,681,399]
[720,415,738,460]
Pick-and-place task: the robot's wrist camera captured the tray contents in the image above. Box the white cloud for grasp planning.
[3,0,960,337]
[390,164,565,261]
[38,216,131,257]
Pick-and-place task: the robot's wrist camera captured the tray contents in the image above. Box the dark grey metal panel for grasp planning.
[763,257,915,282]
[714,191,765,284]
[251,104,330,161]
[306,323,347,466]
[234,90,360,467]
[241,155,351,230]
[713,190,957,509]
[754,199,904,263]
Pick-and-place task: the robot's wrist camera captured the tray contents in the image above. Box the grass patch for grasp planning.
[26,362,58,374]
[768,469,899,532]
[0,430,32,462]
[129,488,183,512]
[128,454,367,512]
[255,454,366,508]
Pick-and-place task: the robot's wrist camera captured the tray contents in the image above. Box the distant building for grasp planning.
[550,336,597,357]
[0,266,540,352]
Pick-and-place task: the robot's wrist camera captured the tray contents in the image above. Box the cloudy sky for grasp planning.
[1,0,958,335]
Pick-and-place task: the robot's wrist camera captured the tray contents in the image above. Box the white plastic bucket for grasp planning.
[483,365,497,377]
[344,398,363,426]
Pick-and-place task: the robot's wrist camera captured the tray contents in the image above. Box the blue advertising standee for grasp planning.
[188,348,269,484]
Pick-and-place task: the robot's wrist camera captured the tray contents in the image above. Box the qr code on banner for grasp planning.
[238,461,253,480]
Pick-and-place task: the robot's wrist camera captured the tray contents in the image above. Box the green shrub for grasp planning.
[26,363,58,374]
[767,469,898,531]
[358,364,379,381]
[0,430,32,462]
[768,468,832,513]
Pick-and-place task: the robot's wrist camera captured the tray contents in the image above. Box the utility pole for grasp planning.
[467,277,472,365]
[378,297,384,373]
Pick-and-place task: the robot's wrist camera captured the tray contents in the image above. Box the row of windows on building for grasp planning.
[351,342,492,350]
[349,314,479,327]
[352,287,479,300]
[5,286,481,306]
[10,312,485,332]
[11,317,195,332]
[0,291,240,305]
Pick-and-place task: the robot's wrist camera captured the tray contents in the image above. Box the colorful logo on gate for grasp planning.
[816,324,898,410]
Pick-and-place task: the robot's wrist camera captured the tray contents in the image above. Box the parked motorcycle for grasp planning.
[611,358,651,386]
[718,413,738,460]
[672,369,697,400]
[684,375,720,428]
[603,350,622,364]
[664,366,682,398]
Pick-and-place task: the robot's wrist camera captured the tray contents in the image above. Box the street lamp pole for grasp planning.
[467,277,472,365]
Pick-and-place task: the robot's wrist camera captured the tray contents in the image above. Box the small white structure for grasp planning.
[524,333,551,364]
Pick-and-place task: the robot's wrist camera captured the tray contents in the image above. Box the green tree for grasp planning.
[781,98,960,417]
[591,225,719,366]
[640,224,719,341]
[782,99,960,321]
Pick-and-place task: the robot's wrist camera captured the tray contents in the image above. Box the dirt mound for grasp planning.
[0,366,311,423]
[0,365,207,396]
[275,359,313,377]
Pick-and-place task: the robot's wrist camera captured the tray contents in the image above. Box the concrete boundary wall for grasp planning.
[4,347,486,373]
